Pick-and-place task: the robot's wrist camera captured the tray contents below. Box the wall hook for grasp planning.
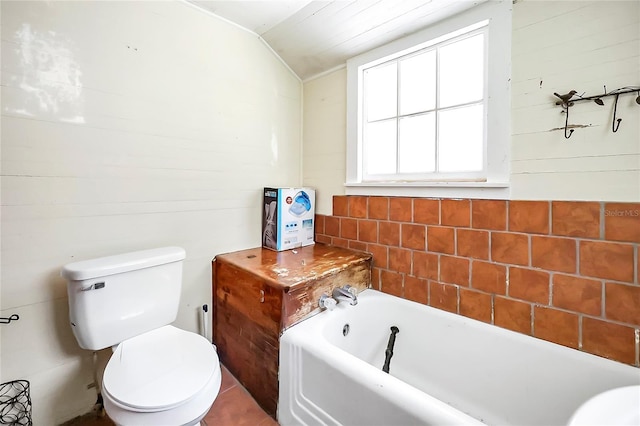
[0,314,19,324]
[552,85,639,138]
[563,107,574,139]
[612,93,622,132]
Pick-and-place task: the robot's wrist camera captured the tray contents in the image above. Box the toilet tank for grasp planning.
[61,247,186,350]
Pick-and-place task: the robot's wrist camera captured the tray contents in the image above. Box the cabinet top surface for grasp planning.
[214,243,371,289]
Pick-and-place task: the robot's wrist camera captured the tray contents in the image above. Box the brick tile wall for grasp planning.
[316,196,640,367]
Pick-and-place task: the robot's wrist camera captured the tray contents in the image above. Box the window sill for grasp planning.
[344,181,510,199]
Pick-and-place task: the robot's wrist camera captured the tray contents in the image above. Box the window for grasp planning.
[346,0,511,198]
[363,29,486,180]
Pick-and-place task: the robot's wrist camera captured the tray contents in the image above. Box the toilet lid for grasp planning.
[103,325,218,412]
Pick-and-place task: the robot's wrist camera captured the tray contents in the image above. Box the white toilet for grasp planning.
[61,247,221,426]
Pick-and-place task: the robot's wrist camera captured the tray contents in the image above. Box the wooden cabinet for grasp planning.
[212,243,372,417]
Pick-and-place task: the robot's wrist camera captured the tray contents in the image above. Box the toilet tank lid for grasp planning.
[61,247,186,281]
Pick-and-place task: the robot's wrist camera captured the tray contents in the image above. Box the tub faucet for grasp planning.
[332,285,358,306]
[318,294,337,311]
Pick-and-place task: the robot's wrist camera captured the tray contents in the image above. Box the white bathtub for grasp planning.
[279,289,640,425]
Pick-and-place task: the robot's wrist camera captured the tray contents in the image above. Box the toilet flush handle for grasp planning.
[81,282,105,291]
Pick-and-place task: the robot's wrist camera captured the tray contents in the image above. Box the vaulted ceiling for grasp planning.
[188,0,485,80]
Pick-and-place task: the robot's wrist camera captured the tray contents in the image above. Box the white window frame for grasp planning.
[346,0,512,199]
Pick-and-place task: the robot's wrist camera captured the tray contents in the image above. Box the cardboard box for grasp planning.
[262,187,315,251]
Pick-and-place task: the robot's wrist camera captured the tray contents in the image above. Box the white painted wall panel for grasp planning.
[302,68,347,215]
[510,0,640,201]
[1,1,301,424]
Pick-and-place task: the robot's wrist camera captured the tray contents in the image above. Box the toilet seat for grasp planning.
[102,361,221,426]
[103,325,218,412]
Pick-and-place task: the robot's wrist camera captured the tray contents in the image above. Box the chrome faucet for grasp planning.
[332,285,358,305]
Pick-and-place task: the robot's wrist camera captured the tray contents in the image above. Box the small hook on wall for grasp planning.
[563,107,574,139]
[612,93,622,132]
[554,91,576,139]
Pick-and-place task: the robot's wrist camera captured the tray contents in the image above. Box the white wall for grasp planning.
[303,0,640,204]
[0,1,301,424]
[511,0,640,200]
[302,69,347,215]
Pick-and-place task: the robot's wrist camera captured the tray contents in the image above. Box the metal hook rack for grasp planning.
[0,314,19,324]
[553,86,640,139]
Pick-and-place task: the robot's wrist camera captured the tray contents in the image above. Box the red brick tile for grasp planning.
[259,415,279,426]
[367,244,388,269]
[315,214,325,235]
[457,229,489,260]
[427,226,455,254]
[491,232,529,266]
[348,240,367,251]
[429,282,458,313]
[390,197,412,222]
[379,222,400,246]
[552,274,602,316]
[219,365,239,393]
[471,200,507,230]
[552,201,600,239]
[413,251,439,281]
[349,196,368,218]
[333,237,348,248]
[316,234,332,244]
[414,199,439,225]
[531,236,576,273]
[441,199,470,227]
[340,217,358,240]
[604,203,640,243]
[494,296,532,334]
[471,261,507,295]
[333,196,348,217]
[401,223,426,250]
[509,201,549,234]
[389,247,412,274]
[405,275,428,305]
[509,267,549,304]
[381,270,403,297]
[205,381,272,426]
[368,197,389,220]
[534,307,578,349]
[605,282,640,326]
[325,216,340,237]
[440,255,469,286]
[358,220,378,243]
[371,267,382,290]
[582,317,636,365]
[580,240,634,282]
[459,288,492,323]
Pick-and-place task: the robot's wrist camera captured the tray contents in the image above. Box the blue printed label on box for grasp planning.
[262,187,315,251]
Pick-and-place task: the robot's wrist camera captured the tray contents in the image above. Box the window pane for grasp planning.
[399,113,435,173]
[439,34,484,108]
[364,62,397,122]
[438,104,483,172]
[399,50,436,115]
[364,119,397,175]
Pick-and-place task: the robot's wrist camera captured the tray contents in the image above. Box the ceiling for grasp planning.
[188,0,485,81]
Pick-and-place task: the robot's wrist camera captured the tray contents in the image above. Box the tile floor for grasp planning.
[63,364,277,426]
